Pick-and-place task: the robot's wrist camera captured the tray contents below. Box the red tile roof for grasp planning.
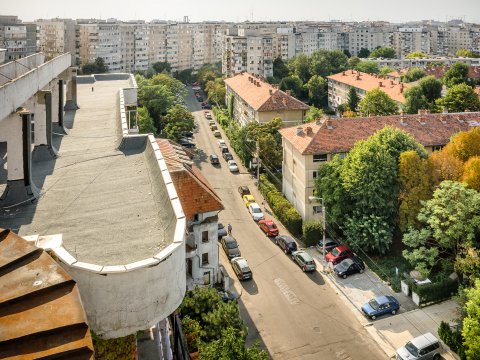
[224,72,309,111]
[279,112,480,155]
[156,139,223,220]
[425,66,480,79]
[327,70,410,103]
[0,228,94,360]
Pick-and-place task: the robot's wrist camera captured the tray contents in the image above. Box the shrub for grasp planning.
[259,174,303,237]
[182,316,201,352]
[91,332,136,360]
[438,321,466,360]
[303,220,323,247]
[410,277,459,306]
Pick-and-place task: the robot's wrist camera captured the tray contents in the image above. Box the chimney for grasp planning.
[400,83,404,93]
[286,89,291,96]
[326,120,333,129]
[306,126,312,134]
[296,126,303,136]
[257,82,261,87]
[378,81,383,87]
[400,110,407,126]
[253,80,257,85]
[315,118,322,125]
[269,89,273,95]
[356,75,361,80]
[342,71,346,76]
[390,80,394,85]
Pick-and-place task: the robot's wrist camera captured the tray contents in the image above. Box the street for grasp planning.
[185,89,386,360]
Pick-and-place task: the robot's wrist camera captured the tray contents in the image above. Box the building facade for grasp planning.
[0,15,36,61]
[36,18,76,63]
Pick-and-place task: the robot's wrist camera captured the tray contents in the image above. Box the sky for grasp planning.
[3,0,480,24]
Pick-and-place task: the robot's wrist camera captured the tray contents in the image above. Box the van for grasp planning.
[396,332,441,360]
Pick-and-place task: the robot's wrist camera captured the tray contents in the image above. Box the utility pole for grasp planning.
[256,140,261,182]
[321,200,326,273]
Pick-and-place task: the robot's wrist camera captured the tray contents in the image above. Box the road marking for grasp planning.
[273,278,299,305]
[335,349,353,360]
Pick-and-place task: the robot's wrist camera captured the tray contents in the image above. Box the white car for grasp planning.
[248,203,265,221]
[227,160,239,172]
[218,139,226,148]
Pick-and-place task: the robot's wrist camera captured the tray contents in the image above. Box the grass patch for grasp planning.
[364,254,411,292]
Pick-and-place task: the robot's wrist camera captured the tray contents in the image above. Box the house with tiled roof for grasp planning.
[279,111,480,220]
[224,72,309,127]
[156,139,224,289]
[327,70,410,112]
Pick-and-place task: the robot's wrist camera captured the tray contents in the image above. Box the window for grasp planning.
[202,253,209,265]
[313,154,328,162]
[313,206,322,214]
[313,171,318,179]
[202,231,209,243]
[432,145,444,152]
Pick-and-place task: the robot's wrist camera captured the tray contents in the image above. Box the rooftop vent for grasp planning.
[286,90,291,96]
[306,126,312,134]
[269,89,273,95]
[326,120,333,129]
[296,127,303,136]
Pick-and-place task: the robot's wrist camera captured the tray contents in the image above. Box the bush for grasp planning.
[303,220,323,247]
[91,332,136,360]
[259,174,303,237]
[438,321,466,360]
[410,277,459,306]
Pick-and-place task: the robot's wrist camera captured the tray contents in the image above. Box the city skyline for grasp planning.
[3,0,480,24]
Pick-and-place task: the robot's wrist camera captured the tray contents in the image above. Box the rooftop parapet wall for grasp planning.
[0,52,71,122]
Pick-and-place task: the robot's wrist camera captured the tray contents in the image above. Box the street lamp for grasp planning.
[308,196,327,273]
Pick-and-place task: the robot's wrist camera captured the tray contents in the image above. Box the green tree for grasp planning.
[456,49,479,58]
[369,47,396,59]
[273,57,290,80]
[82,57,109,75]
[205,78,226,107]
[402,228,439,277]
[405,51,428,58]
[379,66,395,76]
[279,75,304,99]
[401,67,426,83]
[201,301,246,341]
[462,279,480,360]
[463,156,480,192]
[456,246,480,286]
[287,54,311,83]
[137,107,156,134]
[418,76,443,103]
[358,48,370,58]
[137,81,176,127]
[443,62,469,88]
[403,86,430,114]
[304,106,324,123]
[398,151,432,232]
[309,49,348,77]
[347,56,360,69]
[151,73,187,99]
[174,68,194,84]
[357,88,399,116]
[438,83,480,112]
[347,87,360,112]
[179,287,223,323]
[305,75,327,107]
[355,60,379,74]
[245,118,283,168]
[163,104,195,141]
[199,327,268,360]
[152,61,171,74]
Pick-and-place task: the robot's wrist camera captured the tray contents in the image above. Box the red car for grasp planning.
[325,245,354,265]
[258,220,279,237]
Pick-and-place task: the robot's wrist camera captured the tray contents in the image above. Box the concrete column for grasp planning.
[58,79,64,128]
[0,111,39,207]
[32,90,57,161]
[53,79,68,135]
[65,69,79,110]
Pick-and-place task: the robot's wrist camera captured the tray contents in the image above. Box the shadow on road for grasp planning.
[238,298,272,357]
[242,278,259,295]
[193,149,207,169]
[306,270,326,286]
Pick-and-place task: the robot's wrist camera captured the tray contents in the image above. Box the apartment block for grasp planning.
[36,18,76,63]
[0,15,36,61]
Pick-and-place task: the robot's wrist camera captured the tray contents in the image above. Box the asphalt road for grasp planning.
[185,89,386,360]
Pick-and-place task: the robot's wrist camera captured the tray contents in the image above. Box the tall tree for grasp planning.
[438,83,480,112]
[309,49,348,77]
[82,57,109,75]
[401,67,426,83]
[443,62,469,88]
[152,61,171,74]
[357,88,399,116]
[403,86,429,114]
[273,57,290,80]
[205,79,226,107]
[462,279,480,360]
[450,126,480,162]
[379,66,395,76]
[358,48,371,58]
[463,156,480,191]
[137,107,156,134]
[369,47,396,59]
[287,54,311,83]
[418,76,443,103]
[355,60,379,74]
[405,52,428,58]
[304,106,324,123]
[427,145,464,186]
[305,75,327,107]
[279,75,304,99]
[347,87,360,112]
[347,56,360,69]
[163,104,195,141]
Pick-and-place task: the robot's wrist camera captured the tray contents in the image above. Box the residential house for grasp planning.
[279,112,480,220]
[224,72,309,127]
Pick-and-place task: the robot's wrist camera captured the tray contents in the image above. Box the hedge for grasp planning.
[259,174,302,236]
[302,220,323,247]
[438,321,466,360]
[407,277,459,306]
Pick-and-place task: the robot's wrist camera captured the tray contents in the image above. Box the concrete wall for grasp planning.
[256,109,305,126]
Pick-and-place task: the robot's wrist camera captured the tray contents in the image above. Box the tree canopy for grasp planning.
[358,48,371,58]
[279,75,304,99]
[405,52,428,59]
[369,47,396,59]
[443,62,469,88]
[462,279,480,360]
[287,54,311,83]
[81,57,109,75]
[357,88,399,116]
[347,87,360,112]
[355,60,379,74]
[152,61,171,74]
[401,67,426,83]
[309,49,348,77]
[456,49,479,58]
[438,83,480,112]
[273,57,290,80]
[305,75,327,107]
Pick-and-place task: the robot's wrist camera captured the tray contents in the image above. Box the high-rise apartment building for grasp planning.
[36,18,76,63]
[0,15,36,61]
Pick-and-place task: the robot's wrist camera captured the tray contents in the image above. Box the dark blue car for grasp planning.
[361,295,400,320]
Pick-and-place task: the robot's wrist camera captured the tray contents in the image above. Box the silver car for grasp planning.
[396,332,441,360]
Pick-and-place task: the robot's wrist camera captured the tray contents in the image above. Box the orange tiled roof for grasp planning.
[224,72,309,111]
[386,69,408,78]
[327,70,410,103]
[425,66,480,79]
[156,139,223,220]
[0,228,94,360]
[475,86,480,100]
[279,112,480,155]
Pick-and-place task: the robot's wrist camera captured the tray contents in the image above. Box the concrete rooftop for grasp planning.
[0,79,175,265]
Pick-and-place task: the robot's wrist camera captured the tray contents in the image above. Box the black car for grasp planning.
[238,186,250,196]
[210,154,220,165]
[218,289,238,303]
[221,236,241,259]
[181,131,194,138]
[220,146,229,154]
[223,152,233,161]
[197,96,204,102]
[275,235,298,254]
[203,103,212,109]
[217,223,227,239]
[334,256,365,279]
[178,139,196,148]
[316,238,341,254]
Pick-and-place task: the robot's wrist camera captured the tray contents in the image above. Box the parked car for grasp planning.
[291,250,317,272]
[334,257,365,278]
[228,160,239,172]
[221,236,241,259]
[243,194,255,207]
[208,120,215,127]
[361,295,400,320]
[316,238,341,254]
[181,131,194,138]
[218,289,238,303]
[238,186,251,196]
[231,257,252,281]
[178,139,195,148]
[275,235,298,254]
[325,245,354,265]
[197,96,204,102]
[213,130,221,138]
[217,223,227,239]
[258,219,279,237]
[220,146,229,154]
[396,332,441,360]
[223,152,233,161]
[205,112,212,119]
[203,103,212,109]
[210,154,220,165]
[248,203,265,221]
[210,124,218,131]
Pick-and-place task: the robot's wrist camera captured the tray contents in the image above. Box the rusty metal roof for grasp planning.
[0,228,94,359]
